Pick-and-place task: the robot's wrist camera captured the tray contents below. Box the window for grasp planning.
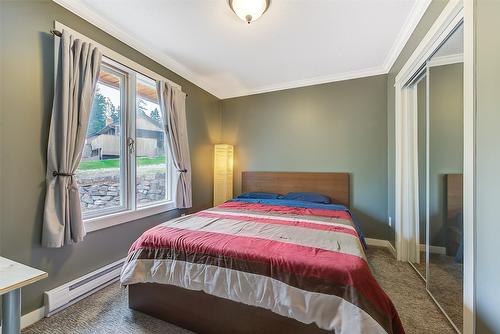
[75,58,174,226]
[76,65,126,216]
[135,74,170,207]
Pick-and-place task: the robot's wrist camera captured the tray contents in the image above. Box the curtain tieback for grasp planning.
[53,171,75,177]
[178,169,187,173]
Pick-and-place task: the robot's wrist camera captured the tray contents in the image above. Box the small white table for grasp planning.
[0,257,47,334]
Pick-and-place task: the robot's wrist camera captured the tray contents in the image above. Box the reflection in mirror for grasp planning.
[410,74,427,280]
[427,23,463,332]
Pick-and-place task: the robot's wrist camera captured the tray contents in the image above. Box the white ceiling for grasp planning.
[55,0,431,99]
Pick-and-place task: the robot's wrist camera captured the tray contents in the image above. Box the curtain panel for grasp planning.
[157,81,192,209]
[42,30,102,248]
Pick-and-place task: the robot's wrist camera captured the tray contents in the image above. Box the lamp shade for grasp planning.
[229,0,270,24]
[214,144,234,206]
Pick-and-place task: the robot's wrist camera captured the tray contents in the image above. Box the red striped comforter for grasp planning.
[120,201,404,334]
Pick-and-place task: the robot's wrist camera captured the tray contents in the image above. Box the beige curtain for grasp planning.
[42,30,102,247]
[157,81,192,208]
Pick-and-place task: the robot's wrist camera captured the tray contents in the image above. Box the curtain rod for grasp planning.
[49,28,188,97]
[50,29,62,37]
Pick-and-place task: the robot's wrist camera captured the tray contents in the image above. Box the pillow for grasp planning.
[281,192,331,204]
[237,192,282,199]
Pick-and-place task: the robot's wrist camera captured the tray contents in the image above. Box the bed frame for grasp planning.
[446,173,463,221]
[242,171,350,207]
[129,171,350,334]
[446,173,463,257]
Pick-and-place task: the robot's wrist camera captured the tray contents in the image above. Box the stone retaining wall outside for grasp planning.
[76,165,166,212]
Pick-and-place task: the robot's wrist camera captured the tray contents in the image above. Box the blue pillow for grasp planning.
[237,192,282,199]
[281,192,331,204]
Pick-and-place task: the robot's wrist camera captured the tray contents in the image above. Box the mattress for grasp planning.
[120,199,404,334]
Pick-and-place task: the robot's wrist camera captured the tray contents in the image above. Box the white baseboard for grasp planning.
[365,238,397,258]
[419,244,447,255]
[21,306,46,329]
[1,258,126,331]
[365,238,446,259]
[44,258,125,317]
[0,306,45,332]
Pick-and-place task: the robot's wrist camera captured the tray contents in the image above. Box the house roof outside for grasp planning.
[88,111,163,138]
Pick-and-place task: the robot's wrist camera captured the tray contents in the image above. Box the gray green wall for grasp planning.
[221,75,390,240]
[0,0,221,316]
[475,0,500,332]
[387,0,450,246]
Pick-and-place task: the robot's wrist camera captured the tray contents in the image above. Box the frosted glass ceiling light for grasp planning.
[229,0,271,24]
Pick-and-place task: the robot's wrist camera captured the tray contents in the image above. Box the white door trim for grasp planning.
[462,0,475,332]
[394,0,474,332]
[394,1,464,85]
[395,0,464,261]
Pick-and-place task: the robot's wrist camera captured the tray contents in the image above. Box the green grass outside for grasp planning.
[78,156,166,170]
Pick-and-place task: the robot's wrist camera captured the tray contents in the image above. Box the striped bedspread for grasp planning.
[120,200,404,334]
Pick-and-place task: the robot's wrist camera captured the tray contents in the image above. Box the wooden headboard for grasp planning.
[241,172,350,207]
[446,173,463,219]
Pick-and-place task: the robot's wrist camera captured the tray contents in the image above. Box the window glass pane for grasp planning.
[136,75,168,207]
[76,66,125,214]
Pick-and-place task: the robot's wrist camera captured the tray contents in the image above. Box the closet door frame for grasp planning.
[394,1,475,333]
[406,69,428,282]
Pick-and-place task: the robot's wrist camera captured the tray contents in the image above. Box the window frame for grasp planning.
[133,72,174,208]
[55,22,180,232]
[80,62,129,221]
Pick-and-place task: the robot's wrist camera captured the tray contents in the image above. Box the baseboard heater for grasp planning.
[44,258,125,317]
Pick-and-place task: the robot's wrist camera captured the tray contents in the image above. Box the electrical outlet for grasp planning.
[388,216,392,227]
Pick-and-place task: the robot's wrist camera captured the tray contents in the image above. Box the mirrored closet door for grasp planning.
[412,23,464,333]
[427,23,464,332]
[410,72,427,281]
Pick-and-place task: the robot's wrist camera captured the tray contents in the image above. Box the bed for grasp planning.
[120,172,404,334]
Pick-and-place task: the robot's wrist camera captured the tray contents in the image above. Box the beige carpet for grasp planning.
[427,253,463,331]
[367,248,456,333]
[411,252,463,331]
[23,247,456,334]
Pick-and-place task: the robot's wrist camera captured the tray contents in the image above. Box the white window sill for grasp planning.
[84,201,177,233]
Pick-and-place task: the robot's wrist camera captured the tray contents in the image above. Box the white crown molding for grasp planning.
[220,66,387,99]
[52,0,222,98]
[53,0,430,100]
[427,53,463,67]
[383,0,433,72]
[394,0,463,85]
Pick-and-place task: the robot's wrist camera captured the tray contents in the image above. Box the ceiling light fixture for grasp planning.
[229,0,271,24]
